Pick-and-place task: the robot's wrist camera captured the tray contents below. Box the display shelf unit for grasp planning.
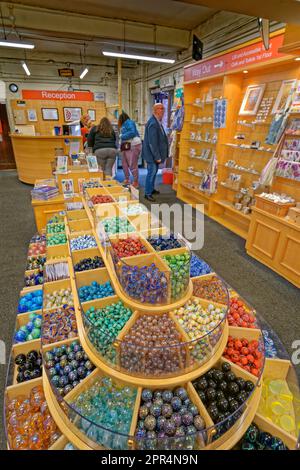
[177,47,300,245]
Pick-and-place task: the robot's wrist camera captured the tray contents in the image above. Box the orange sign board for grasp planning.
[22,90,94,101]
[184,34,285,82]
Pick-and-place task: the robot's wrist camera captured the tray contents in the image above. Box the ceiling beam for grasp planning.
[0,3,190,51]
[174,0,300,24]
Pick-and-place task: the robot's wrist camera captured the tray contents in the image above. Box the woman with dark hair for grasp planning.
[87,117,118,176]
[118,112,141,188]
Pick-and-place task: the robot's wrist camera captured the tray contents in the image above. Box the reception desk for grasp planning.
[10,134,82,184]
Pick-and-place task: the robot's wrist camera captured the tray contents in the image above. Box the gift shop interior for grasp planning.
[1,0,300,452]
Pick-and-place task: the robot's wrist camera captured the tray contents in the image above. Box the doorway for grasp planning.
[0,103,15,169]
[151,90,174,130]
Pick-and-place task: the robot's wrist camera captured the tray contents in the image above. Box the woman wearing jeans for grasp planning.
[118,112,142,188]
[87,117,118,176]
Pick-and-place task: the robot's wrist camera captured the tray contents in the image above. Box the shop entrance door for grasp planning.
[0,103,15,169]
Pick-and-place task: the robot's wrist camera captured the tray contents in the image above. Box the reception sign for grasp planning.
[184,33,285,83]
[22,90,94,101]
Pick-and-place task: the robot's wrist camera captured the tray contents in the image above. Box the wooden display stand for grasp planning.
[177,30,300,286]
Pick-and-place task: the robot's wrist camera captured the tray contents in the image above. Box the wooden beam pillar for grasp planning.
[118,58,122,116]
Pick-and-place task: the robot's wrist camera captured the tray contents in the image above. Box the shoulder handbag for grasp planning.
[121,141,131,151]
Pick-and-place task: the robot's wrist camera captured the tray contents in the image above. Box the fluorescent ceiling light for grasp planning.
[22,61,31,76]
[102,51,175,64]
[79,67,89,79]
[0,40,34,49]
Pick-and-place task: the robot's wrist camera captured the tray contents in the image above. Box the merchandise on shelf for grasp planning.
[119,313,187,376]
[193,275,228,304]
[228,297,257,328]
[44,340,94,397]
[24,267,44,287]
[47,223,65,234]
[42,306,78,344]
[238,423,287,450]
[121,203,147,216]
[163,252,191,300]
[15,350,42,383]
[6,385,60,449]
[47,215,64,224]
[26,256,46,271]
[78,280,114,302]
[18,290,43,313]
[74,256,105,272]
[258,377,296,435]
[135,387,207,450]
[193,362,255,426]
[70,234,97,251]
[102,216,135,235]
[43,288,73,310]
[15,312,42,343]
[111,235,148,258]
[223,336,264,377]
[28,241,46,256]
[190,254,212,277]
[147,233,183,251]
[84,301,132,362]
[66,202,84,211]
[91,195,114,205]
[47,233,67,246]
[44,261,70,282]
[70,376,136,449]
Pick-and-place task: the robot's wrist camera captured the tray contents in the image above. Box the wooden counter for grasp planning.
[10,134,82,184]
[246,207,300,288]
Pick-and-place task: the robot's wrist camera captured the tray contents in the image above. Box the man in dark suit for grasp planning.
[142,103,169,201]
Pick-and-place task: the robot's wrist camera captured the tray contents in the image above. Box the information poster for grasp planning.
[87,155,99,172]
[213,99,227,129]
[61,179,74,199]
[56,156,68,174]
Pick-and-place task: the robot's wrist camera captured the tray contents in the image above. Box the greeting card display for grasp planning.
[61,179,74,199]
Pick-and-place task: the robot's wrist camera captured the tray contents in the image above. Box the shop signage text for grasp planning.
[22,90,94,101]
[184,34,285,82]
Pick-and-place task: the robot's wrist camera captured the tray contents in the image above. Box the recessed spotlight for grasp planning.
[196,81,200,84]
[243,70,248,74]
[295,57,300,61]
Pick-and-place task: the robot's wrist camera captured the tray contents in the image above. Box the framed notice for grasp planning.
[42,108,59,121]
[64,107,82,122]
[87,155,99,172]
[272,79,297,114]
[239,84,266,116]
[88,109,96,121]
[61,179,74,199]
[27,109,37,122]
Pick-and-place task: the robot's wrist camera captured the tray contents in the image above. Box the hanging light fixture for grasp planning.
[21,61,31,76]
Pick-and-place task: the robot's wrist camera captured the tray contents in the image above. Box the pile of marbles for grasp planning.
[120,313,187,376]
[135,387,207,450]
[15,350,42,383]
[78,280,114,302]
[24,267,44,287]
[238,423,287,450]
[190,254,212,277]
[119,263,168,304]
[47,215,64,224]
[74,255,105,272]
[85,301,132,362]
[70,234,97,251]
[102,216,135,235]
[15,312,42,343]
[28,241,46,256]
[193,275,228,305]
[47,233,67,246]
[30,234,46,244]
[43,288,73,310]
[193,362,255,425]
[42,306,78,344]
[91,194,114,205]
[6,385,60,450]
[258,378,296,435]
[18,290,43,313]
[64,442,77,450]
[147,233,182,252]
[228,297,257,328]
[111,236,148,258]
[26,256,46,271]
[121,203,147,216]
[163,253,190,300]
[47,223,65,234]
[223,336,263,377]
[44,261,70,282]
[72,376,136,449]
[44,340,94,397]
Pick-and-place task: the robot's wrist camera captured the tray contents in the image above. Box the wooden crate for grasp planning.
[71,247,102,266]
[75,267,111,289]
[46,243,69,260]
[66,209,87,221]
[13,311,42,363]
[85,187,110,198]
[109,233,155,257]
[255,195,295,217]
[68,218,91,233]
[95,202,122,220]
